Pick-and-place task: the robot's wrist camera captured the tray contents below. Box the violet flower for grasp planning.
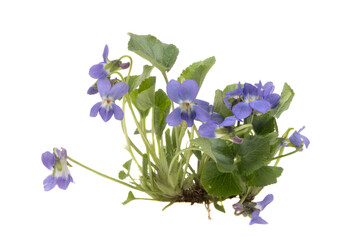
[256,81,280,109]
[89,45,110,79]
[42,148,73,191]
[223,82,242,109]
[250,194,274,225]
[89,45,130,79]
[232,194,274,225]
[289,126,310,149]
[90,77,128,122]
[232,83,271,120]
[166,80,210,127]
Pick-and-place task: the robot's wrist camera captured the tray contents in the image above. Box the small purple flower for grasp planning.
[233,194,274,225]
[42,148,74,191]
[232,83,271,120]
[289,126,310,149]
[223,82,242,109]
[250,194,274,225]
[166,80,210,127]
[89,45,130,79]
[90,78,128,122]
[256,81,280,109]
[89,45,110,79]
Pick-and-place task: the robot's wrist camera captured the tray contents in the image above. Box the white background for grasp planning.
[1,0,352,239]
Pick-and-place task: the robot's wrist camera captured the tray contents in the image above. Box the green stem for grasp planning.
[118,55,133,83]
[239,187,250,204]
[125,95,159,163]
[67,156,139,190]
[273,147,302,165]
[121,98,142,172]
[168,147,201,175]
[128,137,143,157]
[161,71,174,110]
[274,128,295,166]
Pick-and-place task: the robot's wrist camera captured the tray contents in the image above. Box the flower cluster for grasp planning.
[42,148,73,191]
[88,45,130,122]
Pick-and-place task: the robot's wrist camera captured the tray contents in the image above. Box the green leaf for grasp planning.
[213,89,233,118]
[271,83,295,118]
[118,170,127,180]
[164,129,174,165]
[210,138,237,173]
[128,33,179,72]
[252,113,277,135]
[178,56,216,88]
[142,154,149,178]
[123,159,132,172]
[248,166,283,187]
[201,161,242,197]
[190,138,215,160]
[128,65,153,93]
[122,191,136,205]
[154,89,171,139]
[213,200,226,213]
[130,77,156,117]
[237,133,277,175]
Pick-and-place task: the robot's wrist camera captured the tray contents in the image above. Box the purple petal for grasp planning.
[89,63,109,79]
[289,131,303,148]
[225,82,242,96]
[90,102,102,117]
[193,105,210,122]
[242,83,258,99]
[112,104,124,120]
[103,45,109,63]
[166,107,182,126]
[257,194,274,211]
[97,77,111,97]
[87,84,98,95]
[298,126,305,133]
[301,134,310,148]
[219,116,238,126]
[99,108,114,122]
[210,112,224,124]
[181,109,196,127]
[43,175,56,191]
[265,93,280,109]
[60,148,67,160]
[198,122,218,138]
[178,80,199,102]
[167,80,181,103]
[249,99,271,113]
[109,82,129,100]
[249,211,268,225]
[232,102,252,119]
[263,82,275,97]
[223,96,232,109]
[41,151,55,170]
[57,176,71,190]
[194,99,211,113]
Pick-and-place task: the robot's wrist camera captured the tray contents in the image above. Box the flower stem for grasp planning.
[239,187,250,204]
[67,156,139,190]
[272,147,302,165]
[121,98,142,172]
[118,55,133,83]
